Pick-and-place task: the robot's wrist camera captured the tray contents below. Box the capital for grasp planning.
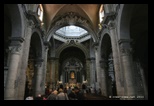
[35,58,44,67]
[9,45,22,54]
[120,47,133,56]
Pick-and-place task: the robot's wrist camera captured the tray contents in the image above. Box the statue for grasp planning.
[70,71,75,79]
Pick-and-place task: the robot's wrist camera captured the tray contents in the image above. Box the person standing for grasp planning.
[47,90,58,100]
[56,88,69,100]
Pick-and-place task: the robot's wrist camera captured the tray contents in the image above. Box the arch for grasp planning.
[55,42,90,59]
[99,28,110,47]
[26,29,43,95]
[46,12,98,43]
[5,4,25,38]
[31,28,44,59]
[118,4,135,39]
[101,33,112,59]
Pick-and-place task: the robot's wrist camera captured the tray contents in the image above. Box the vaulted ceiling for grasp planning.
[42,4,101,32]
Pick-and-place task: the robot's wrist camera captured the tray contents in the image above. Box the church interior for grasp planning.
[4,4,148,100]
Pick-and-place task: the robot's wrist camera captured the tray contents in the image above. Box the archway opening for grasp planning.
[58,47,86,89]
[101,34,117,96]
[24,32,43,98]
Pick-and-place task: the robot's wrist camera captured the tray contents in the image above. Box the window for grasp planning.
[55,25,88,37]
[37,4,43,22]
[99,4,104,23]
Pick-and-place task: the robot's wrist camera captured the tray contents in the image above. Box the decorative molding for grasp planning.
[50,12,90,30]
[27,20,35,28]
[44,41,49,50]
[48,57,57,61]
[9,45,22,54]
[103,12,117,26]
[69,40,75,45]
[108,21,116,29]
[92,42,99,47]
[10,37,25,43]
[120,47,133,56]
[35,58,44,67]
[118,39,132,45]
[118,39,133,56]
[91,57,95,61]
[87,57,95,61]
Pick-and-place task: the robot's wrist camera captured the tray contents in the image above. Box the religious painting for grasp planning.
[70,71,75,79]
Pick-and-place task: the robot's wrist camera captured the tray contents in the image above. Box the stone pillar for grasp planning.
[94,45,101,89]
[17,20,34,100]
[55,58,59,88]
[66,71,68,83]
[99,59,108,97]
[4,38,23,100]
[4,67,8,91]
[139,64,148,100]
[49,57,56,89]
[118,39,136,98]
[86,59,90,86]
[90,57,96,88]
[109,22,124,96]
[33,58,44,96]
[82,75,85,82]
[41,45,49,94]
[60,74,63,82]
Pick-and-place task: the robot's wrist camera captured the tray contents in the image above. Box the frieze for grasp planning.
[51,12,89,29]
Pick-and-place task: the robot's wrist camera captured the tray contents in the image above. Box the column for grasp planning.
[99,58,108,97]
[17,20,34,100]
[94,44,101,89]
[139,64,148,100]
[109,22,124,96]
[118,39,136,98]
[86,59,90,86]
[4,39,23,100]
[55,58,59,88]
[49,57,56,89]
[90,57,96,88]
[41,45,49,94]
[66,71,68,83]
[82,75,85,82]
[33,58,44,96]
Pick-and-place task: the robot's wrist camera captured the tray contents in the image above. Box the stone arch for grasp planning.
[118,4,135,39]
[31,28,44,59]
[55,42,90,59]
[46,12,97,43]
[99,28,110,48]
[101,33,112,60]
[25,29,44,97]
[4,4,25,38]
[100,33,117,96]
